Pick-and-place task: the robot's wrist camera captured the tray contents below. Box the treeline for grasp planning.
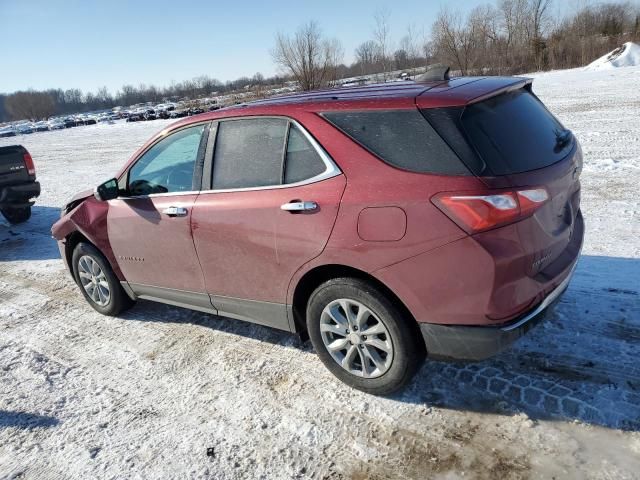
[0,73,288,122]
[2,0,640,122]
[429,0,640,75]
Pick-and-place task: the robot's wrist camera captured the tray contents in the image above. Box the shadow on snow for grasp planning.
[121,254,640,432]
[0,410,59,430]
[0,206,62,262]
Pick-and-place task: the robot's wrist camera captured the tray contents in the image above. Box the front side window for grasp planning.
[128,124,205,196]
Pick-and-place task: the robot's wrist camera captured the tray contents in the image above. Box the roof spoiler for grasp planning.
[468,78,533,104]
[416,64,450,82]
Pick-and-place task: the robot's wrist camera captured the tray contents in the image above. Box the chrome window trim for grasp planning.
[114,190,200,200]
[114,116,341,200]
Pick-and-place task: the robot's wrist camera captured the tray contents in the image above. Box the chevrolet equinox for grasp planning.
[52,73,584,394]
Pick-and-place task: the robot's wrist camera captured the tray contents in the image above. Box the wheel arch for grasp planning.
[64,229,125,282]
[291,264,423,347]
[65,230,91,275]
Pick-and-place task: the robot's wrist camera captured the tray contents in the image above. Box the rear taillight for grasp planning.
[432,187,549,234]
[23,152,36,176]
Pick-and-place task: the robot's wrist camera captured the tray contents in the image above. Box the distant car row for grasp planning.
[125,104,218,122]
[0,101,224,136]
[0,116,100,137]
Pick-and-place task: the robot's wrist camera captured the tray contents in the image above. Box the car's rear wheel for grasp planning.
[1,206,31,224]
[72,242,134,316]
[306,277,423,395]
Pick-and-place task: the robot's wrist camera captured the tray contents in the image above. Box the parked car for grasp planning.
[33,121,50,132]
[0,145,40,224]
[168,109,188,119]
[125,111,142,122]
[15,123,34,135]
[48,119,66,130]
[143,109,156,121]
[0,127,16,138]
[52,73,584,394]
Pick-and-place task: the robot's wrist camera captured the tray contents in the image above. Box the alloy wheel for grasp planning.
[77,255,111,307]
[319,298,394,378]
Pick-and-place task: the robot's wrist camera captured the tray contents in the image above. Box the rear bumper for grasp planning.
[420,258,578,361]
[0,181,41,207]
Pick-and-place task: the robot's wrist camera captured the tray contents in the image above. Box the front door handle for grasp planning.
[162,206,188,217]
[280,201,318,212]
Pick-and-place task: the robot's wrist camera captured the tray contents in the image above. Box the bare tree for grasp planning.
[399,24,421,69]
[272,21,344,91]
[355,40,379,74]
[373,9,392,76]
[431,8,479,75]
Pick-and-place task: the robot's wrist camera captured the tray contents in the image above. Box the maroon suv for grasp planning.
[52,74,583,394]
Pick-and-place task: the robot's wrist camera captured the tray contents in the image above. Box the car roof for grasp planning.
[167,76,532,130]
[245,80,444,106]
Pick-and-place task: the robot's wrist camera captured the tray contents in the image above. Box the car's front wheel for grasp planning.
[1,206,31,224]
[306,277,424,395]
[72,242,134,316]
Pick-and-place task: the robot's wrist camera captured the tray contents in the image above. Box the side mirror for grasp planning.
[94,178,119,201]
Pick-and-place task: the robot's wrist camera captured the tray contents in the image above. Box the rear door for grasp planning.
[107,123,210,306]
[191,117,345,329]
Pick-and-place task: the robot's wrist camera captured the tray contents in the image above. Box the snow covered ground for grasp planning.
[1,65,640,479]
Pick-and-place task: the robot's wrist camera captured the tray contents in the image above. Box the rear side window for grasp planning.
[284,125,326,183]
[323,110,468,175]
[461,90,574,175]
[212,118,288,189]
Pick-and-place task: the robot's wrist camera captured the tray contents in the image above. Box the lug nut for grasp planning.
[363,335,367,340]
[353,326,358,331]
[345,329,350,334]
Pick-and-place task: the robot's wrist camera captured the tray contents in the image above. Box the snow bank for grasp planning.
[585,41,640,70]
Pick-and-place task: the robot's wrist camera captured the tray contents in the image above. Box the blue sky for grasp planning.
[0,0,578,94]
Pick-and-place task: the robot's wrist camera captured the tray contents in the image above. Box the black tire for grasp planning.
[1,206,31,224]
[72,242,134,316]
[306,277,423,395]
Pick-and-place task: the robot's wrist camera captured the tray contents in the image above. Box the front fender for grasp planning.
[52,197,124,280]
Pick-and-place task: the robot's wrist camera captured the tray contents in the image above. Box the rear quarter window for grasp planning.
[322,110,469,175]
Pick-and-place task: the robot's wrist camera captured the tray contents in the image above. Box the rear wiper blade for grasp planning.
[555,129,572,147]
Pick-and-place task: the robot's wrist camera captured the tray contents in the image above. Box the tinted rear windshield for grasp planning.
[460,89,573,175]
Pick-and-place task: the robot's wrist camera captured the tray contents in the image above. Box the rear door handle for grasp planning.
[280,201,318,212]
[162,206,188,217]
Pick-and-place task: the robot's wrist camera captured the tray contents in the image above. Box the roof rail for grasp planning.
[416,64,451,82]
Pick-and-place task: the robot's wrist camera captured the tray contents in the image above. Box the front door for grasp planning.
[107,123,209,305]
[191,117,345,329]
